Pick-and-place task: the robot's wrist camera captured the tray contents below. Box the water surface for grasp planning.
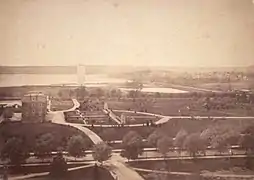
[0,74,126,87]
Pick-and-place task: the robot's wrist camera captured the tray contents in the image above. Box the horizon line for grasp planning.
[0,64,253,68]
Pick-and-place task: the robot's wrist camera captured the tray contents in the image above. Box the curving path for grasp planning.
[74,102,254,128]
[48,99,144,180]
[112,109,254,126]
[10,98,254,180]
[47,99,102,144]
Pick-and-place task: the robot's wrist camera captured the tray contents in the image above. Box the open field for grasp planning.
[195,82,253,92]
[107,98,254,116]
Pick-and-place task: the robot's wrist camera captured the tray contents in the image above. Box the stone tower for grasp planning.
[21,92,47,122]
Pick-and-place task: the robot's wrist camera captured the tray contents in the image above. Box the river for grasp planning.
[0,74,188,94]
[0,74,126,87]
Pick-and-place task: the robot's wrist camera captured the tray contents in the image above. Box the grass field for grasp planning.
[195,82,253,91]
[50,99,73,111]
[0,122,93,151]
[26,166,114,180]
[107,98,254,116]
[88,117,254,143]
[159,117,254,138]
[111,111,159,124]
[91,126,155,141]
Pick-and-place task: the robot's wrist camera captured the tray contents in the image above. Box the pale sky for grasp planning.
[1,0,254,67]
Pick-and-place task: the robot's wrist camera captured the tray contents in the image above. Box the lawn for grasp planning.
[50,99,74,111]
[88,117,254,144]
[26,166,114,180]
[112,111,159,124]
[107,98,254,116]
[91,126,155,141]
[195,82,252,91]
[0,122,93,151]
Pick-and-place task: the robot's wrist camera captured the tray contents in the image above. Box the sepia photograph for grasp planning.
[0,0,254,179]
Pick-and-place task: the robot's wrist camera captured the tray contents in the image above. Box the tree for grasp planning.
[133,96,155,112]
[174,129,188,155]
[157,137,172,158]
[183,133,206,157]
[109,88,122,99]
[200,128,215,147]
[57,90,63,99]
[212,137,228,155]
[147,131,164,147]
[49,153,68,179]
[210,132,229,155]
[76,86,88,100]
[35,133,55,160]
[67,135,87,157]
[100,129,117,143]
[203,97,211,111]
[239,134,254,154]
[128,90,141,102]
[0,105,4,116]
[108,88,117,98]
[69,89,75,98]
[121,131,143,160]
[116,89,123,99]
[1,137,29,166]
[210,127,240,155]
[2,108,14,121]
[92,88,104,98]
[92,142,112,163]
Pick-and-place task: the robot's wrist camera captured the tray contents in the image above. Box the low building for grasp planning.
[22,92,47,122]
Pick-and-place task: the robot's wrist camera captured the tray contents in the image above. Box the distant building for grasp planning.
[21,92,47,122]
[77,64,86,86]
